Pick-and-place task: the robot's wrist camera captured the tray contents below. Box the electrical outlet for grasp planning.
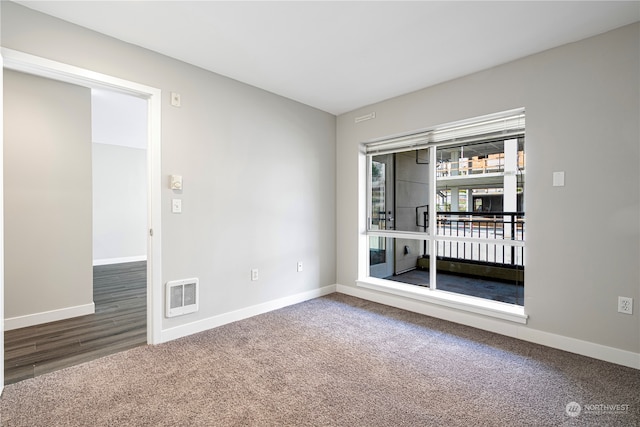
[251,268,259,281]
[618,296,633,315]
[297,261,303,272]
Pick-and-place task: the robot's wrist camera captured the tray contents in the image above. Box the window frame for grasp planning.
[359,109,528,324]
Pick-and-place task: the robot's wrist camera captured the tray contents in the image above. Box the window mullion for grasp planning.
[366,156,372,231]
[428,146,437,290]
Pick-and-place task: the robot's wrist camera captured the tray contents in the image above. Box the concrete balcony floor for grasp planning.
[387,268,524,306]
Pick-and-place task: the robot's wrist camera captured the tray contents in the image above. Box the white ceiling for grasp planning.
[16,1,640,115]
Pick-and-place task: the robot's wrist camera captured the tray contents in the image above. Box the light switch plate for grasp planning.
[172,199,182,213]
[553,171,565,187]
[170,92,181,107]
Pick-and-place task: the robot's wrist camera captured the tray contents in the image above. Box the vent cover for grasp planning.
[165,278,199,318]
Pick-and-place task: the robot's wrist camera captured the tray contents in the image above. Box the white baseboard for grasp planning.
[160,284,337,343]
[5,302,95,331]
[93,255,147,266]
[336,284,640,370]
[516,327,640,370]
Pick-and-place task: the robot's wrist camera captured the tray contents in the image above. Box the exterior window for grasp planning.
[365,111,525,306]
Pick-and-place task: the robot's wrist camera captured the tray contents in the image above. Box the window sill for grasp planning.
[356,277,528,324]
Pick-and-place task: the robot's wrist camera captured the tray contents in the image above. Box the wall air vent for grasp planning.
[165,278,199,318]
[355,112,376,123]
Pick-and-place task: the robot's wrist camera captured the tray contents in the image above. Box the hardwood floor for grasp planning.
[4,261,147,385]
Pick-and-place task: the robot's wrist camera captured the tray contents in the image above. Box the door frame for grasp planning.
[0,48,163,391]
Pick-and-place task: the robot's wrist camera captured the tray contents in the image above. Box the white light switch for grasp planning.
[172,199,182,213]
[553,171,565,187]
[170,92,181,107]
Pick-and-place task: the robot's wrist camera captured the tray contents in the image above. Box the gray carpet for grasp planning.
[1,294,638,426]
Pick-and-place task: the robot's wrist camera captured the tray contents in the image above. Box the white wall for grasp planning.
[1,2,336,333]
[92,89,148,264]
[92,143,147,264]
[4,69,94,324]
[92,89,147,150]
[337,23,639,362]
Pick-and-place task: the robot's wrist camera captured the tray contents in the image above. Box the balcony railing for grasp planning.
[437,157,505,177]
[418,209,524,268]
[436,151,524,178]
[438,211,524,267]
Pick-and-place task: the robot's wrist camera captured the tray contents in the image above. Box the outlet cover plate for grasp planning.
[618,296,633,314]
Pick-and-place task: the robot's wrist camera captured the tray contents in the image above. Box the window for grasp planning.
[363,110,525,312]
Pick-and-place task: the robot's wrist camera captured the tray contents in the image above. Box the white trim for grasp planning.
[0,50,5,394]
[337,284,640,370]
[1,48,163,347]
[366,230,526,247]
[517,327,640,370]
[5,303,95,331]
[160,285,337,343]
[356,277,527,324]
[428,145,437,289]
[93,255,147,266]
[2,49,152,99]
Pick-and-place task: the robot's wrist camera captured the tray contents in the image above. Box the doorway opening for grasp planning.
[3,80,148,385]
[1,49,162,387]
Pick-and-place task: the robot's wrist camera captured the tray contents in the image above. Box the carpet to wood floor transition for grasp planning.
[4,261,147,385]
